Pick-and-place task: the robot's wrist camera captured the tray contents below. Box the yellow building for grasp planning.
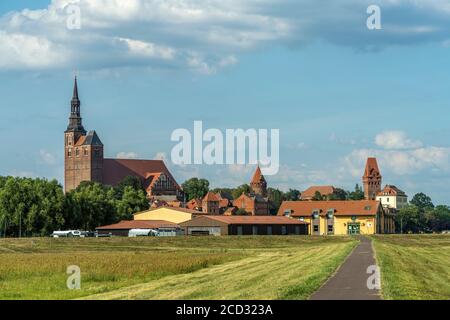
[134,206,203,224]
[277,200,395,235]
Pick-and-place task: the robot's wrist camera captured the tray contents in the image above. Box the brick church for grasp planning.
[64,77,183,201]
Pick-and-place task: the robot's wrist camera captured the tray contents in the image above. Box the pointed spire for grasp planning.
[72,76,79,101]
[66,76,86,134]
[251,166,263,184]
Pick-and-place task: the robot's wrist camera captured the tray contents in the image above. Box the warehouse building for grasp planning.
[277,200,395,235]
[179,215,309,236]
[96,220,181,237]
[133,206,203,224]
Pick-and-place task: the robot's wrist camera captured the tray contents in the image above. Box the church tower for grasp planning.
[64,77,104,192]
[250,166,267,197]
[362,157,382,200]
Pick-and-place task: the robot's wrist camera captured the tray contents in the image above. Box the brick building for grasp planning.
[64,77,183,201]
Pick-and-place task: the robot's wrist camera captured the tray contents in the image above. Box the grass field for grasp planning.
[0,236,356,300]
[372,235,450,300]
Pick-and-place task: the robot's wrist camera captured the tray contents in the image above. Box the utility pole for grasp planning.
[19,212,22,238]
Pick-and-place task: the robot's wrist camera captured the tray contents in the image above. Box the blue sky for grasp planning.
[0,0,449,204]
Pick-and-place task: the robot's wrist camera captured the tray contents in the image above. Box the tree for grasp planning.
[115,186,149,220]
[284,189,301,201]
[231,184,251,199]
[64,182,116,231]
[396,205,427,233]
[410,193,434,210]
[0,177,65,237]
[312,191,324,201]
[181,178,210,201]
[329,188,347,200]
[267,188,284,214]
[348,184,365,200]
[114,176,145,199]
[234,208,249,216]
[425,205,450,232]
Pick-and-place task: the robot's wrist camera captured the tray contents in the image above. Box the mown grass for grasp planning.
[79,237,357,300]
[372,234,450,300]
[0,236,357,300]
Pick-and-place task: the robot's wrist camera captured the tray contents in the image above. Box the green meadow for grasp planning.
[0,236,355,300]
[372,235,450,300]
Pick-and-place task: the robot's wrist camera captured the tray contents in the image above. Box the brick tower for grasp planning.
[250,166,267,197]
[64,77,104,192]
[362,157,382,200]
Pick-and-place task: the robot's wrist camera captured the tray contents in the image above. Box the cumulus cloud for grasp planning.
[116,151,139,159]
[375,130,423,149]
[1,0,450,72]
[344,131,450,176]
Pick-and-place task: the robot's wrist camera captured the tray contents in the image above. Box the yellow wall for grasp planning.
[334,216,376,235]
[295,215,376,235]
[134,208,193,224]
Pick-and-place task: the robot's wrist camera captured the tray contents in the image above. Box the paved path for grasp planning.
[310,236,381,300]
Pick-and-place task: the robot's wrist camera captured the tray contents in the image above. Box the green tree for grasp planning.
[267,188,284,215]
[410,193,434,210]
[0,177,65,237]
[425,205,450,232]
[329,188,347,200]
[348,184,365,200]
[231,184,251,199]
[312,191,324,201]
[396,204,427,233]
[64,182,116,231]
[181,178,210,201]
[234,208,249,216]
[115,186,149,220]
[114,176,145,199]
[284,189,301,201]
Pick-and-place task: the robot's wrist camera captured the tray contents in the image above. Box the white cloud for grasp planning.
[375,130,422,149]
[344,137,450,177]
[2,0,450,72]
[116,151,139,159]
[39,149,57,165]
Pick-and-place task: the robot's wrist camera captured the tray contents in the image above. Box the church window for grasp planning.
[68,149,72,157]
[84,148,88,156]
[75,148,79,157]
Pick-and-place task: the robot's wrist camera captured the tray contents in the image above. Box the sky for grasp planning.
[0,0,449,204]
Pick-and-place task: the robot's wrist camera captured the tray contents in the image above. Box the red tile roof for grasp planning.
[102,159,180,189]
[182,215,308,225]
[301,186,335,199]
[202,191,220,202]
[377,185,406,196]
[96,220,178,230]
[278,200,380,217]
[186,198,202,210]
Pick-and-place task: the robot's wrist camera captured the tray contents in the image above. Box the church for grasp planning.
[64,77,183,201]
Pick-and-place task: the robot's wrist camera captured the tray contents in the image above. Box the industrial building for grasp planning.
[96,220,181,237]
[179,215,309,236]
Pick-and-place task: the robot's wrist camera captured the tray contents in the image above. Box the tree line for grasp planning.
[0,176,149,237]
[1,175,448,236]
